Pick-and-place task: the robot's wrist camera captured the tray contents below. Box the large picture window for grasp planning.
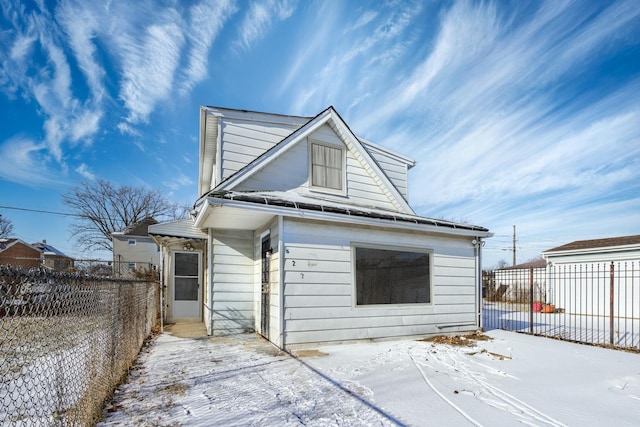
[310,142,343,191]
[355,247,431,305]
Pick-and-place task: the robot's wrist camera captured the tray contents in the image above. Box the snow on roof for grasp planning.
[207,190,490,233]
[31,242,71,258]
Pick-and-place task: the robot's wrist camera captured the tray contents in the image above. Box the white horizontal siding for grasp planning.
[229,124,402,212]
[281,219,479,347]
[234,141,308,192]
[211,229,254,335]
[367,153,409,200]
[219,117,299,180]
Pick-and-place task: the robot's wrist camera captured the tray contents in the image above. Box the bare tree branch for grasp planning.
[0,214,14,238]
[62,179,186,253]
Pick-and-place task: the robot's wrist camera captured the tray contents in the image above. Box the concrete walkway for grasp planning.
[97,327,399,426]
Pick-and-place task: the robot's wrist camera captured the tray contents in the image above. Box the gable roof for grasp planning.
[199,106,312,195]
[113,217,159,237]
[0,238,38,253]
[206,106,415,215]
[148,218,208,241]
[544,235,640,253]
[31,241,71,258]
[497,258,546,270]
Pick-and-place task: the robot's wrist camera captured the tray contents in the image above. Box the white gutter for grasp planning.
[200,197,493,239]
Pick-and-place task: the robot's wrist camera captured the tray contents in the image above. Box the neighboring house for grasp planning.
[150,106,492,349]
[0,238,42,268]
[542,235,640,316]
[112,217,160,278]
[31,240,74,272]
[492,259,547,303]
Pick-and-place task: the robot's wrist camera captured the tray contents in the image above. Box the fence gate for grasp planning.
[483,261,640,351]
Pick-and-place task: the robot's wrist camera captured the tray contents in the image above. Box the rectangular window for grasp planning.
[128,239,136,245]
[355,247,431,305]
[311,143,343,191]
[128,263,136,270]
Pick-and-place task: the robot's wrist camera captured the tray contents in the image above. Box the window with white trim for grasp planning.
[354,246,431,305]
[310,142,344,191]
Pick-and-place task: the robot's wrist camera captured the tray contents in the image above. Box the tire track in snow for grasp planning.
[410,345,568,427]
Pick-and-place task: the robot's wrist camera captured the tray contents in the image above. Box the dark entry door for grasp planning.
[261,234,271,339]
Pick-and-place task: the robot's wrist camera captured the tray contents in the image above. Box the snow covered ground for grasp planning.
[98,330,640,426]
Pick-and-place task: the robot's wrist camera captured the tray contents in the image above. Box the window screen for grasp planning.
[355,247,431,305]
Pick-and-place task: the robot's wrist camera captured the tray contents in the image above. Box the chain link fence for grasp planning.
[0,265,158,426]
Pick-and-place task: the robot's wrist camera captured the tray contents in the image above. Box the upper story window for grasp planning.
[128,239,136,245]
[310,142,344,193]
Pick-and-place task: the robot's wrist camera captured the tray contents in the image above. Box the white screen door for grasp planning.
[171,251,202,320]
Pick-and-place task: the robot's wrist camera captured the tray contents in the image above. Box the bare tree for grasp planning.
[62,179,186,252]
[0,214,14,238]
[495,259,509,269]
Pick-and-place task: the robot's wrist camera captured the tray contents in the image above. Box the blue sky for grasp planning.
[0,0,639,268]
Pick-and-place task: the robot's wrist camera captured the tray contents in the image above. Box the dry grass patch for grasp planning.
[419,331,491,347]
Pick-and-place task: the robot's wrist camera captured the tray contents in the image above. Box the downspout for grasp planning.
[279,215,286,350]
[208,229,214,335]
[475,238,484,330]
[159,242,165,332]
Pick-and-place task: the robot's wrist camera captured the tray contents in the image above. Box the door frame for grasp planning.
[260,232,271,339]
[169,249,203,322]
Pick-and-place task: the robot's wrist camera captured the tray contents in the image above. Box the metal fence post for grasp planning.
[610,262,615,345]
[529,267,534,334]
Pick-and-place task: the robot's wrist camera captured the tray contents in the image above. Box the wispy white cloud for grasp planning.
[285,0,420,114]
[0,0,105,180]
[117,19,185,125]
[0,136,60,186]
[56,0,106,103]
[179,0,237,95]
[116,122,141,137]
[234,0,295,52]
[75,163,96,180]
[163,173,193,191]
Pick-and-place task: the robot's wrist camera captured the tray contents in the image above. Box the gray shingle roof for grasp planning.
[545,235,640,253]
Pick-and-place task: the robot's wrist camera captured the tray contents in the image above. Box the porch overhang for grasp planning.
[194,201,277,231]
[148,218,208,245]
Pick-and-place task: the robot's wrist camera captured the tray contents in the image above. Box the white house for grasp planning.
[542,235,640,317]
[492,258,547,304]
[112,217,161,279]
[150,106,492,349]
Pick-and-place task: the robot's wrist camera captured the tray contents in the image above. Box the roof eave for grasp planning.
[201,197,492,239]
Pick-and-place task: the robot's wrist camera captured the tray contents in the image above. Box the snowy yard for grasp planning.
[483,302,640,349]
[98,330,640,426]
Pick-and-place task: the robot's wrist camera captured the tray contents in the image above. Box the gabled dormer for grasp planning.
[198,106,416,214]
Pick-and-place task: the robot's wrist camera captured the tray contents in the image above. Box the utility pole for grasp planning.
[512,225,516,266]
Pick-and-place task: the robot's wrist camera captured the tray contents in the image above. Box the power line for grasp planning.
[0,205,83,218]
